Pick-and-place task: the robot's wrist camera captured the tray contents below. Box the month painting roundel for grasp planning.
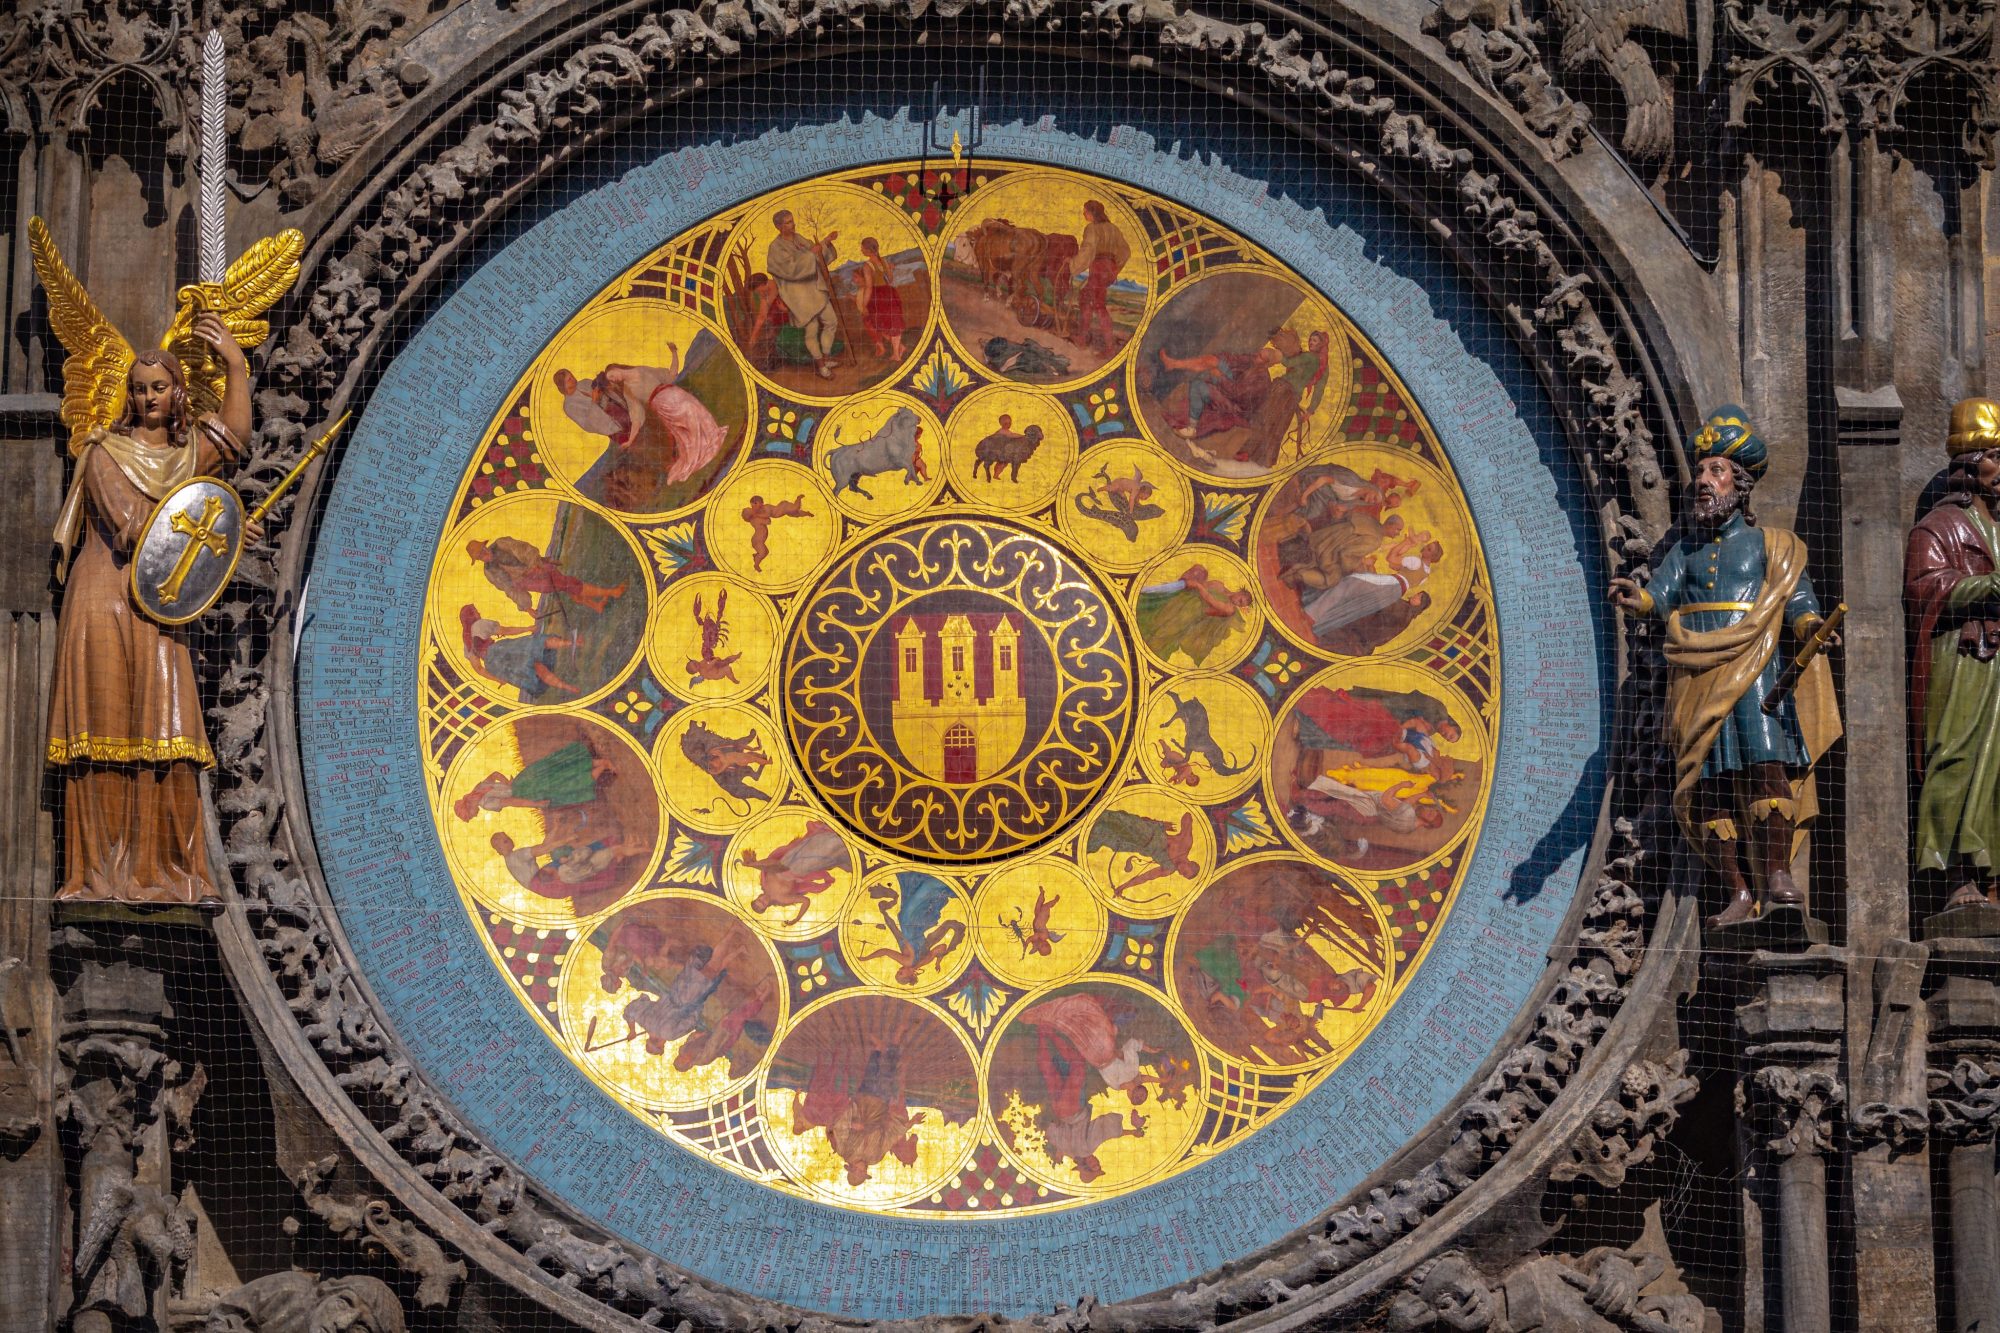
[421,162,1497,1215]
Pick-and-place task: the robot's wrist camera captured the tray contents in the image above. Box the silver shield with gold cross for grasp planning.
[131,475,247,625]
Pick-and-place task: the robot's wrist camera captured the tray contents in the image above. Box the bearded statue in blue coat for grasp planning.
[1610,407,1843,928]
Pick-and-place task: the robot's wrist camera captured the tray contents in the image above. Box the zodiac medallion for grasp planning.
[782,517,1137,861]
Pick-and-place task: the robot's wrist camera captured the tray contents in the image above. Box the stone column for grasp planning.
[0,391,66,1331]
[1930,1064,2000,1333]
[1738,948,1847,1333]
[54,925,205,1333]
[1928,938,2000,1333]
[1847,940,1935,1330]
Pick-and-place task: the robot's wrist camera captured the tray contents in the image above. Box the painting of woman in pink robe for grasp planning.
[552,330,745,514]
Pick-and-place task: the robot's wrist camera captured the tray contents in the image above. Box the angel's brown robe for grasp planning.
[47,419,239,904]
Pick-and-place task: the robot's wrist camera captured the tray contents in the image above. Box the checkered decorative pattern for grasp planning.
[666,1089,780,1175]
[1134,201,1246,289]
[482,915,569,1017]
[626,226,729,321]
[461,390,543,516]
[1375,863,1458,976]
[422,655,504,788]
[1342,355,1420,445]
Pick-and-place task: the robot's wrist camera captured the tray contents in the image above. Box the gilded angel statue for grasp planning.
[33,216,302,905]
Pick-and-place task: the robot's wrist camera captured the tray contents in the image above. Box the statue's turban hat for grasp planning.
[1690,405,1767,478]
[1948,398,2000,457]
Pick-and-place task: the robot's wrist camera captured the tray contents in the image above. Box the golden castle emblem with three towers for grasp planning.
[890,611,1028,782]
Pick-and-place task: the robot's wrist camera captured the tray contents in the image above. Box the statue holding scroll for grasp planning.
[1906,398,2000,911]
[34,218,301,905]
[1609,407,1843,928]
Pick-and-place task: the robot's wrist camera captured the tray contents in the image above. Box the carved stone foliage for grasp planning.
[1928,1057,2000,1144]
[0,0,461,198]
[1423,0,1687,162]
[287,1155,465,1311]
[1742,1065,1846,1158]
[1552,1050,1700,1188]
[1426,0,1999,168]
[1422,0,1593,159]
[185,1,1684,1328]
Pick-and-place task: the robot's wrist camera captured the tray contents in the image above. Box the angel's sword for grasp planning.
[197,28,228,289]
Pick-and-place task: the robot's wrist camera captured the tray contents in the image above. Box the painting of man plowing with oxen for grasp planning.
[939,175,1149,385]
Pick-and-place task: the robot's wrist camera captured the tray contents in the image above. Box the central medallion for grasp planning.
[783,517,1135,861]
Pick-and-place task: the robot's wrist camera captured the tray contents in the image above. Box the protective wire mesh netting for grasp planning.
[8,13,1996,1332]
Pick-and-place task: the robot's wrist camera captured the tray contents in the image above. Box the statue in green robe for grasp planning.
[1906,397,2000,909]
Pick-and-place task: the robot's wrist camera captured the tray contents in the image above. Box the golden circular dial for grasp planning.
[419,161,1498,1217]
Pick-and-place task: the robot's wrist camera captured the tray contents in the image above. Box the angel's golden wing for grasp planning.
[161,228,305,422]
[27,217,135,456]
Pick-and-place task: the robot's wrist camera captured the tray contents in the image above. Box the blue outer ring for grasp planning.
[299,112,1607,1318]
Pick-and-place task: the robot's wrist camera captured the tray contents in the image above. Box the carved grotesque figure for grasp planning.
[203,1271,405,1333]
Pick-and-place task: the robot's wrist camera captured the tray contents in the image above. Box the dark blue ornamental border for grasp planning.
[298,115,1606,1319]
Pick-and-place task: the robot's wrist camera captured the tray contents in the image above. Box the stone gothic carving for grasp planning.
[1423,0,1686,162]
[1551,1051,1700,1188]
[56,947,207,1330]
[201,1272,405,1333]
[1745,1065,1846,1158]
[288,1156,465,1311]
[0,957,39,1159]
[129,0,1687,1326]
[1421,0,1594,160]
[0,0,460,198]
[1929,1057,2000,1142]
[1723,0,2000,162]
[1425,0,2000,169]
[1384,1208,1713,1332]
[1850,942,1931,1155]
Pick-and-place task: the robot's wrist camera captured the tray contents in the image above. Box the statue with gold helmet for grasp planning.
[1610,406,1843,929]
[1906,397,2000,914]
